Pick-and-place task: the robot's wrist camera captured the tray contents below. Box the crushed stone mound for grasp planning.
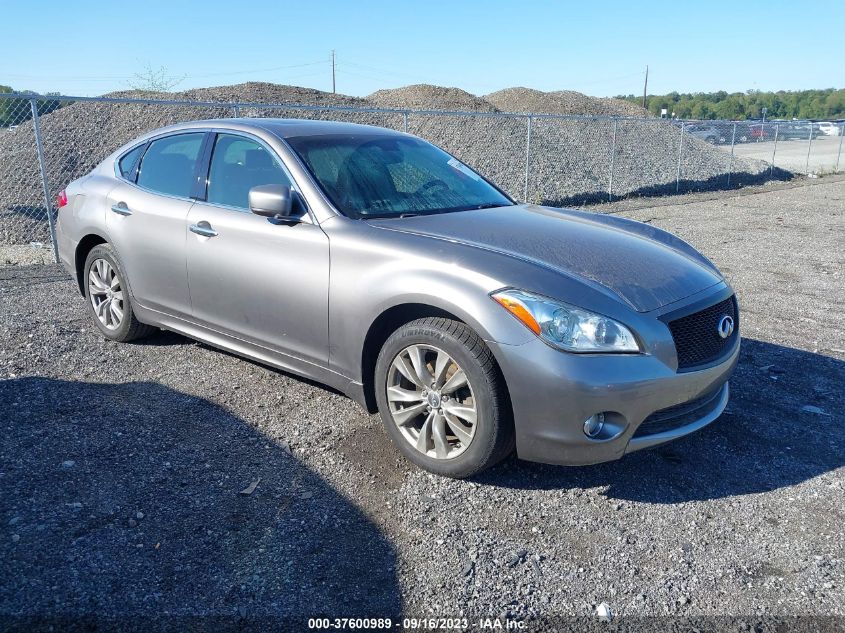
[485,87,648,117]
[105,82,369,108]
[368,85,497,112]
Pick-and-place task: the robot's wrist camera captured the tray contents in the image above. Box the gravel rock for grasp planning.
[368,84,497,112]
[486,86,646,117]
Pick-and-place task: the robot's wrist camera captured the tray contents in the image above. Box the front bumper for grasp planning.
[489,334,739,466]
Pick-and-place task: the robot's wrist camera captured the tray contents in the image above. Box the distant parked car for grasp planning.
[816,122,842,136]
[728,121,760,143]
[772,122,825,141]
[53,118,739,477]
[685,123,728,144]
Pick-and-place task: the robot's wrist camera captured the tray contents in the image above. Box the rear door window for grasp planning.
[137,133,205,198]
[206,134,292,210]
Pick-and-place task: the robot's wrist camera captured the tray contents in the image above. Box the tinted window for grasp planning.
[118,144,145,181]
[137,133,205,198]
[206,134,291,210]
[285,134,512,219]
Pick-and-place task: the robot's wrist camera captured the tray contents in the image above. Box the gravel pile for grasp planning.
[368,84,498,112]
[0,81,780,245]
[485,87,647,117]
[1,181,843,628]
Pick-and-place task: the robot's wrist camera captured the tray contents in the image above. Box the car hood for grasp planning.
[368,204,723,312]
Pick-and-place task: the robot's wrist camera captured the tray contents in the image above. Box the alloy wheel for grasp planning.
[88,258,125,330]
[386,344,478,460]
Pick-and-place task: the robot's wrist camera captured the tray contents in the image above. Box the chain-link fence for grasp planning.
[1,93,842,258]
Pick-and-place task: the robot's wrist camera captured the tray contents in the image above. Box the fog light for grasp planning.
[583,413,605,438]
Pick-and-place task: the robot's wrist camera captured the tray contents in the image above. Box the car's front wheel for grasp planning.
[374,317,514,478]
[83,244,154,342]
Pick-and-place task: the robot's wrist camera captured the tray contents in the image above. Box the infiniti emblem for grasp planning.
[427,392,441,409]
[717,315,735,339]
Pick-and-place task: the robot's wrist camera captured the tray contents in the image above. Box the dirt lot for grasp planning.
[1,180,843,630]
[717,135,844,175]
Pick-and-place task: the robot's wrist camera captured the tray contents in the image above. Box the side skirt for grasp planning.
[132,304,368,408]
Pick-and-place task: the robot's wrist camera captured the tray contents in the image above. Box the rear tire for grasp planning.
[83,243,155,343]
[374,317,514,478]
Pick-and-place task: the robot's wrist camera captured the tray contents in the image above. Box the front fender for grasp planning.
[324,218,535,381]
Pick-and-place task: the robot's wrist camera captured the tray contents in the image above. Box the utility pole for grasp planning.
[642,65,648,110]
[331,50,336,94]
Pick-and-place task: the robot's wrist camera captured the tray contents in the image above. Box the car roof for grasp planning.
[157,117,404,140]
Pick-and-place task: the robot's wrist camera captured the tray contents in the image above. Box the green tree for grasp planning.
[619,88,845,120]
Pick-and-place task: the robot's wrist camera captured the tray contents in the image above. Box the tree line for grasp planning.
[1,86,65,127]
[616,88,845,121]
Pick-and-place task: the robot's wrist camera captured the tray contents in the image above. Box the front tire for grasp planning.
[374,317,514,478]
[83,244,154,342]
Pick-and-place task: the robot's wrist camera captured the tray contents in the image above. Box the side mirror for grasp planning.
[249,184,293,218]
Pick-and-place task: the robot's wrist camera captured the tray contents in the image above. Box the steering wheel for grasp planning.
[418,179,449,195]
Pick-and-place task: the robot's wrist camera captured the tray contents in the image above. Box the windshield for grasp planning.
[285,133,513,219]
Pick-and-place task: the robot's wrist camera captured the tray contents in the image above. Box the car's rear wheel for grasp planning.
[374,317,514,478]
[84,244,154,342]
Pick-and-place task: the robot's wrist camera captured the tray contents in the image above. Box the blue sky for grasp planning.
[2,0,842,98]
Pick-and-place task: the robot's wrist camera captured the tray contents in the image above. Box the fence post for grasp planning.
[675,121,685,193]
[836,125,844,173]
[770,124,780,178]
[608,118,618,202]
[726,122,737,188]
[30,99,59,263]
[523,115,532,202]
[805,123,814,174]
[403,111,408,134]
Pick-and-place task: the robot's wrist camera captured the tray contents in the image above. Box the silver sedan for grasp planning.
[54,119,739,477]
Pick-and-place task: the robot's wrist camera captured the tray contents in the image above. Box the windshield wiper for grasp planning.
[473,203,510,210]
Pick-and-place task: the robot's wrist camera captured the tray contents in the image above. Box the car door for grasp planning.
[105,132,206,316]
[185,131,330,367]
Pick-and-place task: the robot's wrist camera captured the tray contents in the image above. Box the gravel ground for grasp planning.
[1,181,843,630]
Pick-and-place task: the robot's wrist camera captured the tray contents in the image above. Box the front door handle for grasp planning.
[110,202,132,216]
[189,222,218,238]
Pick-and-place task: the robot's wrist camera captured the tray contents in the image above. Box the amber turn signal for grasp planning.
[492,293,541,335]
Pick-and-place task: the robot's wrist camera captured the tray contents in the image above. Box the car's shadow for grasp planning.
[473,338,845,503]
[0,377,401,628]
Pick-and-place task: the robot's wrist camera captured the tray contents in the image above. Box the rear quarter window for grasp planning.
[118,144,145,181]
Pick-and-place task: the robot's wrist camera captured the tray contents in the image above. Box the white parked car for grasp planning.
[816,122,842,136]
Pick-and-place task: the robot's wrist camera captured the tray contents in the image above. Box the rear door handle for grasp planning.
[189,223,218,238]
[110,202,132,216]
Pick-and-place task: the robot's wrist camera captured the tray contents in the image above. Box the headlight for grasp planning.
[491,289,640,353]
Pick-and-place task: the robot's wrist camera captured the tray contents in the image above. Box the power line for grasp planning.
[567,70,648,88]
[0,59,330,84]
[186,59,329,79]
